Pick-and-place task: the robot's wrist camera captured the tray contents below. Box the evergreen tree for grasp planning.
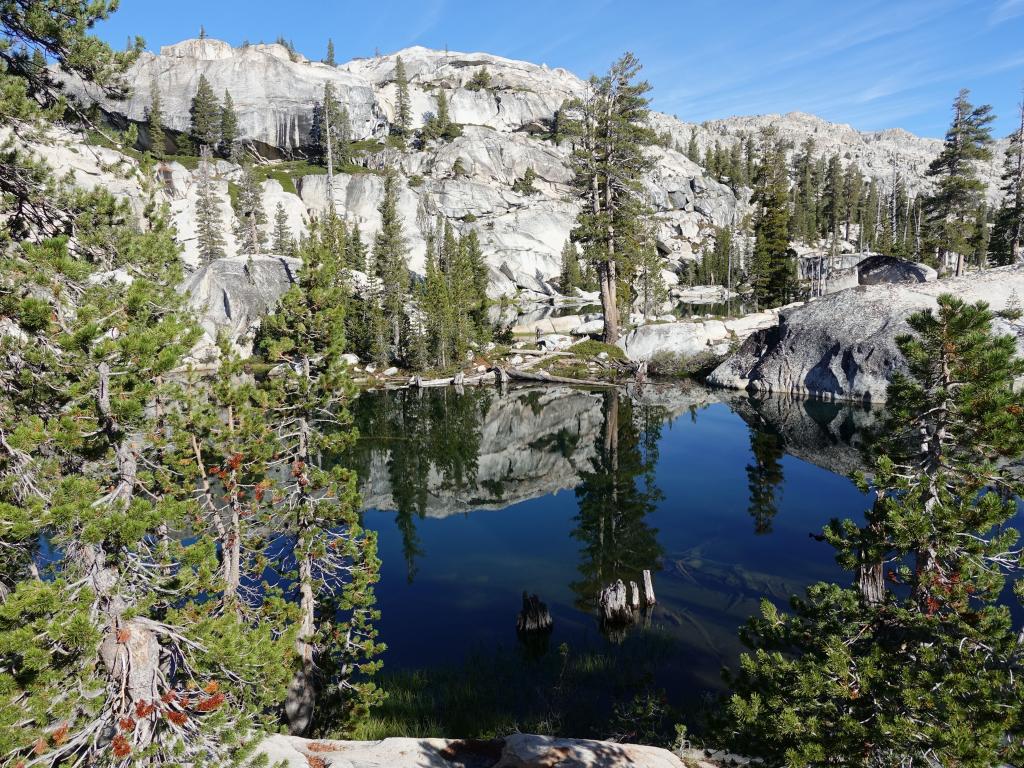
[843,163,864,242]
[727,295,1024,767]
[512,166,538,195]
[682,131,699,162]
[220,89,239,159]
[423,89,462,141]
[256,215,384,735]
[272,201,294,255]
[746,428,784,534]
[560,238,584,293]
[750,127,794,307]
[347,223,368,272]
[195,147,227,262]
[146,80,165,158]
[371,171,409,361]
[790,136,819,245]
[325,38,336,66]
[701,225,733,286]
[561,52,656,343]
[393,56,412,136]
[992,98,1024,265]
[233,161,267,255]
[190,73,221,150]
[312,82,352,167]
[821,153,844,247]
[466,66,491,91]
[923,89,995,274]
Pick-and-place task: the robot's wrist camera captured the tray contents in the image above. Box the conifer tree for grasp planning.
[423,89,462,141]
[220,89,239,159]
[190,73,221,150]
[312,82,351,166]
[790,137,819,244]
[272,201,294,255]
[466,66,491,91]
[325,38,336,66]
[560,239,583,293]
[371,171,409,360]
[347,223,368,272]
[561,52,656,343]
[393,56,412,136]
[256,215,383,734]
[750,127,794,307]
[992,98,1024,265]
[686,132,700,163]
[512,166,538,195]
[842,163,863,242]
[195,147,227,262]
[923,88,995,274]
[727,295,1024,766]
[146,80,165,158]
[233,161,268,255]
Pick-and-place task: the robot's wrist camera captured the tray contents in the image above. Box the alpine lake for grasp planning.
[339,382,945,742]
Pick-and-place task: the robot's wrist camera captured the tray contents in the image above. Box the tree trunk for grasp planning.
[600,259,618,343]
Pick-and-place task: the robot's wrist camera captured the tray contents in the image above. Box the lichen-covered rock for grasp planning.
[708,266,1024,401]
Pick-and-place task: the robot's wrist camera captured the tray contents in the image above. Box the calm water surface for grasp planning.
[345,384,881,708]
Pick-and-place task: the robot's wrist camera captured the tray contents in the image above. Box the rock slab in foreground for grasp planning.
[256,733,692,767]
[708,265,1024,402]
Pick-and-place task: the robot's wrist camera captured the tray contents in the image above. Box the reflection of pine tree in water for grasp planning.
[745,428,785,534]
[346,389,490,580]
[571,392,665,614]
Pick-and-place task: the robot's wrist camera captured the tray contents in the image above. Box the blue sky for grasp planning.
[96,0,1024,138]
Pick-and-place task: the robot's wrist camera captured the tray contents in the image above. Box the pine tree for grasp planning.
[256,215,383,735]
[791,136,819,245]
[561,52,656,343]
[686,131,700,163]
[393,56,412,136]
[371,171,409,361]
[146,80,165,158]
[325,38,336,66]
[992,98,1024,265]
[843,163,864,242]
[272,201,294,255]
[821,153,844,247]
[233,161,267,255]
[195,146,227,262]
[727,295,1024,766]
[750,127,794,307]
[347,223,368,272]
[220,89,239,159]
[512,166,538,195]
[423,89,462,141]
[560,239,583,293]
[312,82,352,167]
[923,88,995,274]
[466,66,491,91]
[190,73,221,150]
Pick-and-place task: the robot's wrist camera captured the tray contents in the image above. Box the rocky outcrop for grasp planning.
[856,254,937,285]
[708,266,1024,401]
[617,305,798,362]
[183,255,299,354]
[256,733,697,768]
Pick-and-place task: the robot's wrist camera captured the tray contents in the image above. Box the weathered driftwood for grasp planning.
[504,367,614,388]
[643,569,657,606]
[516,592,553,633]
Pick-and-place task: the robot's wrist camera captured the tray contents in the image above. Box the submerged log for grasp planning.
[505,367,614,388]
[516,592,553,633]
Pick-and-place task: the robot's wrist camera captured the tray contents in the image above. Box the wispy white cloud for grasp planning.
[990,0,1024,25]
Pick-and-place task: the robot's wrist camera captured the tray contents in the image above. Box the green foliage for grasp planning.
[465,66,492,91]
[749,127,794,307]
[195,148,226,263]
[190,73,221,150]
[220,89,239,159]
[145,81,165,158]
[233,160,267,254]
[325,37,336,66]
[422,90,462,141]
[392,56,412,137]
[561,52,656,343]
[923,89,995,270]
[512,166,538,195]
[991,101,1024,266]
[272,201,294,255]
[311,82,352,166]
[726,295,1024,767]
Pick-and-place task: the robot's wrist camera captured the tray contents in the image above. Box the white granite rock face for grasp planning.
[709,265,1024,401]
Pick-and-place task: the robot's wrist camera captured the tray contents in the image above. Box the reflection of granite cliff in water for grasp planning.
[723,392,882,477]
[353,386,606,517]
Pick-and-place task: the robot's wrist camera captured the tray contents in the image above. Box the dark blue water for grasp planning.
[347,385,875,701]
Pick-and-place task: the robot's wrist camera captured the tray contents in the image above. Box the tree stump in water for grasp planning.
[643,569,656,606]
[599,571,657,640]
[516,592,553,633]
[599,580,632,625]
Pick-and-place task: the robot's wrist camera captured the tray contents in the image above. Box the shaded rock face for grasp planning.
[857,254,937,285]
[724,392,882,477]
[708,266,1024,401]
[183,255,298,355]
[256,733,690,768]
